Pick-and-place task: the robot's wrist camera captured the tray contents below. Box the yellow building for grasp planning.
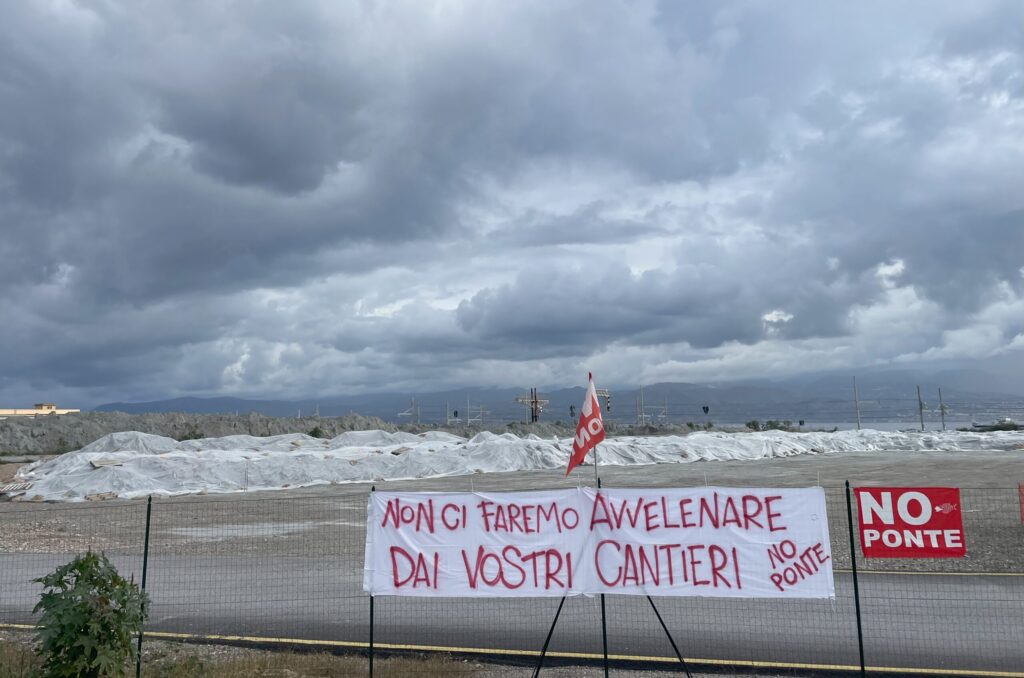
[0,403,81,417]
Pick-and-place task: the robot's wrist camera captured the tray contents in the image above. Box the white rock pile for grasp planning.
[13,428,1024,501]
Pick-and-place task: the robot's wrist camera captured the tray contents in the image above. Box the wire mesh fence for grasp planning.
[1,484,1022,676]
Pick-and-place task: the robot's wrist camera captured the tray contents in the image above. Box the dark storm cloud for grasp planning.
[1,0,1023,404]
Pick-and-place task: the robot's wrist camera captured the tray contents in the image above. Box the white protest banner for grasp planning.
[363,487,834,598]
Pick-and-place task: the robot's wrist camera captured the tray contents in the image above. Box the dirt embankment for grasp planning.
[0,412,397,456]
[0,411,725,457]
[0,413,572,456]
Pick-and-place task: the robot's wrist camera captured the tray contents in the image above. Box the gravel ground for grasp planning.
[0,627,790,677]
[1,446,1021,573]
[0,463,21,483]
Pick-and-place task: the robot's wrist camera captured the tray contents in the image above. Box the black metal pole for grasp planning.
[845,481,867,678]
[369,485,375,678]
[645,596,691,678]
[596,478,609,678]
[532,596,567,678]
[135,495,152,678]
[599,594,610,678]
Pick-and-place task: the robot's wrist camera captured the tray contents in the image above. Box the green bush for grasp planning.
[307,425,330,439]
[745,420,761,431]
[177,426,203,441]
[34,552,148,678]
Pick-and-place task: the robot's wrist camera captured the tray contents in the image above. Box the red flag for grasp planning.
[566,373,605,476]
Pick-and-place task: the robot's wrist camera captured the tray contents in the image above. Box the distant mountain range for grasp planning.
[95,369,1024,426]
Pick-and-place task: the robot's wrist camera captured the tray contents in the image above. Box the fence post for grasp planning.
[369,485,375,678]
[844,481,866,678]
[135,495,153,678]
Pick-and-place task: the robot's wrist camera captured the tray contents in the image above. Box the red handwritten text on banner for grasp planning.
[364,487,834,598]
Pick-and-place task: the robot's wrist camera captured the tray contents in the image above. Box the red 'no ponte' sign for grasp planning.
[854,487,965,558]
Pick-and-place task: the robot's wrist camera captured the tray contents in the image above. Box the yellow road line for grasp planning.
[3,623,1022,676]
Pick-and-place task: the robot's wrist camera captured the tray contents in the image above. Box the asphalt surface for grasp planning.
[2,552,1022,675]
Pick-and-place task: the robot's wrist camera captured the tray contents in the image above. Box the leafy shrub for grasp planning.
[307,425,330,439]
[745,420,761,431]
[178,426,203,441]
[34,552,148,678]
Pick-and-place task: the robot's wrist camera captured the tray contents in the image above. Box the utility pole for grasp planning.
[917,385,925,431]
[637,386,647,425]
[938,388,946,431]
[853,377,862,431]
[515,388,549,423]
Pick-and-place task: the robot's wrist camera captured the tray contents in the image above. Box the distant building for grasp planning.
[0,403,81,417]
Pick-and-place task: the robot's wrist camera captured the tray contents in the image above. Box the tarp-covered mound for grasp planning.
[13,428,1024,501]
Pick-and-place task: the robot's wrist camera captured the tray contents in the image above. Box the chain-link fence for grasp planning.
[1,484,1022,676]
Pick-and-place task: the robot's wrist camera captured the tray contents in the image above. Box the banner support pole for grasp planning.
[645,595,692,678]
[595,476,609,678]
[599,593,609,678]
[531,596,566,678]
[845,480,867,678]
[369,485,376,678]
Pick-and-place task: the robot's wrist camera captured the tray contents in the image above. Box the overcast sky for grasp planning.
[2,0,1023,406]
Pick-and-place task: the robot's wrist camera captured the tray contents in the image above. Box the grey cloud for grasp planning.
[1,0,1023,404]
[453,250,869,357]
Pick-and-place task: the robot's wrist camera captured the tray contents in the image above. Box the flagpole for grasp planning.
[592,373,600,487]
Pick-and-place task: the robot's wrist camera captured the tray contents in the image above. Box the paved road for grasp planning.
[2,553,1021,674]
